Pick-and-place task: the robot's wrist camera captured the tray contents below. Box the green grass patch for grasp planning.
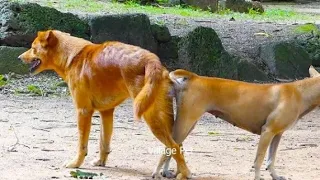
[294,23,320,35]
[27,84,43,96]
[0,75,8,87]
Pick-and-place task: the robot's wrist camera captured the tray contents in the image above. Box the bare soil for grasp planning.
[0,95,319,180]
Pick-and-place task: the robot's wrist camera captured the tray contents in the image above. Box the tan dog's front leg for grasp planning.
[91,109,114,166]
[254,127,275,180]
[65,108,93,168]
[266,133,285,180]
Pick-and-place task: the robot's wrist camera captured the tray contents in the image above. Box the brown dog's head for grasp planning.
[18,30,58,74]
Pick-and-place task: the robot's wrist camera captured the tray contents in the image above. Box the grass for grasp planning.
[0,75,7,87]
[10,0,320,22]
[27,84,43,96]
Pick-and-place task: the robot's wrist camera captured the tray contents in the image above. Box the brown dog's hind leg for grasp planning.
[91,109,114,166]
[65,109,94,168]
[266,133,285,180]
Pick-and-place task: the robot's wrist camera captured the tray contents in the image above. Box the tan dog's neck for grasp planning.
[51,30,93,79]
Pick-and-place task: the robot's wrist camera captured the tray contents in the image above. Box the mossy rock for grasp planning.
[260,41,312,79]
[88,14,157,53]
[237,60,269,82]
[177,26,238,79]
[297,36,320,66]
[0,0,89,47]
[0,46,28,74]
[151,24,171,43]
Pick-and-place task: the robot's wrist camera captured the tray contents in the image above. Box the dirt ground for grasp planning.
[0,94,319,180]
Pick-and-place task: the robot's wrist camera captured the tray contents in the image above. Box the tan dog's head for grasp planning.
[309,65,320,78]
[169,69,196,91]
[18,30,68,74]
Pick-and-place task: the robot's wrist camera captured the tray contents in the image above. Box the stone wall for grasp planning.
[0,0,315,82]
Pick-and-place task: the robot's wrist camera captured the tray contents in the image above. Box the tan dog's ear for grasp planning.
[37,30,57,48]
[309,65,320,78]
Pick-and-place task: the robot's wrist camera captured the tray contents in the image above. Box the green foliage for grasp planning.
[27,84,43,96]
[295,23,320,36]
[248,8,261,16]
[0,75,8,87]
[70,170,102,179]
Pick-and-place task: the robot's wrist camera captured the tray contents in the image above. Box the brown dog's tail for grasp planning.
[134,57,164,120]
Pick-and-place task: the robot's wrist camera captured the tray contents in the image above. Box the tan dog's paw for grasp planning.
[151,172,162,179]
[162,170,176,178]
[64,159,82,168]
[91,159,106,167]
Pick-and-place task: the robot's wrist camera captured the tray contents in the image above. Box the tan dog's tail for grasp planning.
[309,65,320,78]
[134,58,163,120]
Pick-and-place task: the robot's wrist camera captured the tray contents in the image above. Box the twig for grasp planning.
[32,127,50,132]
[7,125,30,152]
[41,148,64,152]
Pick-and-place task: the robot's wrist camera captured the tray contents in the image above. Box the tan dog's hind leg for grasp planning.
[254,127,276,180]
[154,99,203,178]
[152,154,171,179]
[65,109,94,168]
[91,109,114,166]
[266,133,285,180]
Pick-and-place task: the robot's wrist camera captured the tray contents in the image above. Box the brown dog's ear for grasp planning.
[309,65,320,78]
[38,30,57,48]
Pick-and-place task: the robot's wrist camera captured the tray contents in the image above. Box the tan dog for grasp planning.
[18,30,191,179]
[154,67,320,180]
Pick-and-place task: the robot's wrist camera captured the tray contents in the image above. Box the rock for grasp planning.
[0,0,89,47]
[168,0,181,5]
[177,27,238,79]
[0,46,28,74]
[157,36,181,70]
[225,0,264,13]
[259,41,312,79]
[151,24,171,43]
[88,14,158,53]
[297,35,320,67]
[182,0,219,12]
[237,60,269,82]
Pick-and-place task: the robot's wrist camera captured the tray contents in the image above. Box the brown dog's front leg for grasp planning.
[65,108,93,168]
[91,109,114,166]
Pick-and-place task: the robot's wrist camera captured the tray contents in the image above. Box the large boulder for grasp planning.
[0,46,28,74]
[177,27,238,79]
[157,36,181,70]
[259,41,312,79]
[151,24,171,43]
[225,0,264,13]
[183,0,218,12]
[297,35,320,67]
[0,0,89,47]
[88,14,158,53]
[237,60,269,82]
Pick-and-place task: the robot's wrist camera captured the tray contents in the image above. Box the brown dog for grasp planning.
[18,30,190,179]
[154,68,320,180]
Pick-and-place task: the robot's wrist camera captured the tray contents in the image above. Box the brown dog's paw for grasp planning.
[176,173,188,180]
[90,159,106,167]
